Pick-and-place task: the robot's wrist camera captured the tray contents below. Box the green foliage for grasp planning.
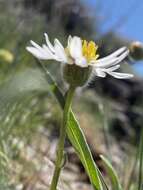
[0,68,62,188]
[0,68,49,115]
[138,128,143,190]
[67,111,103,190]
[100,155,123,190]
[0,66,104,189]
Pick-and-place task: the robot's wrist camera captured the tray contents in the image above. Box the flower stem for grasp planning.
[49,85,76,190]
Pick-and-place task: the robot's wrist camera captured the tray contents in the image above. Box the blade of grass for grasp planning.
[124,150,138,190]
[98,99,111,160]
[100,155,123,190]
[97,167,109,190]
[138,127,143,190]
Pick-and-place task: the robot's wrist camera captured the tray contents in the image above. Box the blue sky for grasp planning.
[83,0,143,76]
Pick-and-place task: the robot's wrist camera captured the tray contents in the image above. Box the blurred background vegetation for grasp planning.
[0,0,142,189]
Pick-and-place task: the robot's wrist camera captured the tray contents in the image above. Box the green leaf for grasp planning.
[100,155,123,190]
[67,111,102,190]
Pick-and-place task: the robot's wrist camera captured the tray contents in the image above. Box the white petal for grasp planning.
[94,68,106,78]
[92,49,129,68]
[114,49,129,62]
[29,40,54,59]
[95,47,127,63]
[27,35,67,63]
[30,40,43,50]
[109,47,128,57]
[107,71,134,79]
[105,65,120,72]
[26,47,50,60]
[54,39,67,62]
[91,57,119,67]
[69,36,82,59]
[75,57,88,68]
[67,35,72,48]
[44,33,55,53]
[42,45,57,59]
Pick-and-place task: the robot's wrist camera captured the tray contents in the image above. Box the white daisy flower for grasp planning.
[26,33,133,79]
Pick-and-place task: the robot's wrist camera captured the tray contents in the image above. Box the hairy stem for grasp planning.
[49,86,75,190]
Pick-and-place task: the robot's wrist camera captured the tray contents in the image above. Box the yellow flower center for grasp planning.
[82,40,99,62]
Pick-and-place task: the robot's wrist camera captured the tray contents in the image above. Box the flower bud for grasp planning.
[63,64,91,87]
[129,41,143,61]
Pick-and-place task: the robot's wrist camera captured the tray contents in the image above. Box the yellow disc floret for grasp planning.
[82,40,99,62]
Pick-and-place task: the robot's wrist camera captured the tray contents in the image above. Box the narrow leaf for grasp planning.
[138,127,143,190]
[100,155,123,190]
